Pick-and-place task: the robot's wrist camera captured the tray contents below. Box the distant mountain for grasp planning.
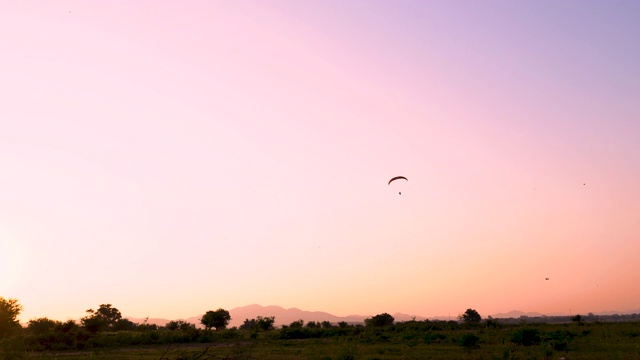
[128,304,431,328]
[126,317,172,327]
[126,305,640,329]
[490,310,544,319]
[225,304,368,327]
[598,308,640,316]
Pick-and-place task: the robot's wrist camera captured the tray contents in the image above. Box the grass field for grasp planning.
[10,321,640,360]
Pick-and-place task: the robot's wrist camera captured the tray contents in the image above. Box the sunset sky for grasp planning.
[2,1,639,324]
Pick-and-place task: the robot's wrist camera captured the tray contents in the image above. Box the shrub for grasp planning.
[458,333,481,352]
[544,330,575,351]
[424,332,447,344]
[511,328,541,346]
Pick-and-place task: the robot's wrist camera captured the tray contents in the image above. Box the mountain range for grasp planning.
[128,304,432,328]
[127,304,640,329]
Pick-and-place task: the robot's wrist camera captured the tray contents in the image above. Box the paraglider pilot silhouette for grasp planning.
[388,176,407,194]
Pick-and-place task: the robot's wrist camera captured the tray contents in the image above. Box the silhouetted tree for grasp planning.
[459,333,481,353]
[200,309,231,330]
[256,316,275,331]
[511,328,541,346]
[305,321,319,329]
[81,304,122,332]
[460,308,481,324]
[166,320,195,331]
[27,318,58,335]
[239,319,257,331]
[0,297,22,338]
[55,319,81,333]
[571,314,583,325]
[365,313,394,327]
[289,320,304,329]
[113,318,137,331]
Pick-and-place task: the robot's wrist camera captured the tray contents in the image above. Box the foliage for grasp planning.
[26,318,57,336]
[24,320,89,351]
[571,314,583,325]
[0,298,22,339]
[165,321,195,331]
[113,318,137,332]
[289,320,304,329]
[81,304,123,333]
[238,316,275,332]
[0,337,25,360]
[200,309,231,331]
[365,313,394,327]
[511,327,541,346]
[543,329,575,351]
[423,332,447,344]
[6,319,640,359]
[256,316,275,331]
[6,296,640,359]
[305,321,319,329]
[336,343,358,360]
[484,316,501,328]
[458,333,480,352]
[239,319,256,331]
[460,308,481,324]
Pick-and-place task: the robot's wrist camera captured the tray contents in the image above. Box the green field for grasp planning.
[6,321,640,360]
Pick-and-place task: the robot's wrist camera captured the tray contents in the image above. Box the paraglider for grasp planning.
[388,176,407,194]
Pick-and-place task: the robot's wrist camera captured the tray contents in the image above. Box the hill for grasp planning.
[128,304,431,328]
[127,305,640,329]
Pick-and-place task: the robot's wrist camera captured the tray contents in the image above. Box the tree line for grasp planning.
[1,296,487,352]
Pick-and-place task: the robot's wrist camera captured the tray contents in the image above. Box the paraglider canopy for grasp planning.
[388,176,408,185]
[388,176,407,194]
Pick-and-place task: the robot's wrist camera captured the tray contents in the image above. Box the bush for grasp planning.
[221,329,241,340]
[0,337,25,360]
[336,344,358,360]
[424,332,447,344]
[544,330,575,351]
[511,328,541,346]
[458,333,481,352]
[365,313,394,328]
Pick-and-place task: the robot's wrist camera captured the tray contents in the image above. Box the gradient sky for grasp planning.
[2,1,639,323]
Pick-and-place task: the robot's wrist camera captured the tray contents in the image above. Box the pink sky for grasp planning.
[2,1,639,323]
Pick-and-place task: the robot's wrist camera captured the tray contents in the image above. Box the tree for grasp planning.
[305,321,319,329]
[239,318,257,331]
[289,320,304,329]
[238,316,274,331]
[27,318,59,335]
[112,318,137,331]
[166,320,195,331]
[365,313,394,327]
[458,333,481,353]
[0,297,22,338]
[55,319,81,333]
[256,316,275,331]
[571,314,583,325]
[460,308,481,324]
[81,304,123,333]
[200,309,231,331]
